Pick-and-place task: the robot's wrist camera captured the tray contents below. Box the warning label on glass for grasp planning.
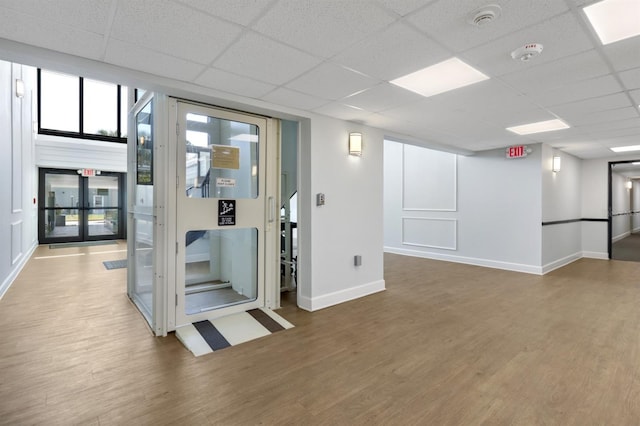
[212,145,240,170]
[218,199,236,226]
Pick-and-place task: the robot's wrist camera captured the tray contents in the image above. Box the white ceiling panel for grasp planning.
[252,1,396,58]
[408,0,569,53]
[285,62,380,101]
[312,102,374,122]
[530,74,623,107]
[0,0,113,35]
[562,106,639,126]
[602,37,640,72]
[260,87,329,111]
[174,0,273,26]
[104,38,205,82]
[630,89,640,105]
[341,83,424,113]
[547,93,631,118]
[332,21,450,81]
[499,49,610,94]
[110,1,242,65]
[194,67,276,99]
[619,67,640,90]
[460,12,594,78]
[213,32,323,86]
[0,7,105,60]
[374,0,436,17]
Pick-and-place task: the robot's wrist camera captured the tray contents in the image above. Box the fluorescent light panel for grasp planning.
[611,145,640,153]
[390,57,489,98]
[506,119,570,135]
[583,0,640,45]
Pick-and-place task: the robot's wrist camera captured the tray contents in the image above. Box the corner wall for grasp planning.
[0,61,38,299]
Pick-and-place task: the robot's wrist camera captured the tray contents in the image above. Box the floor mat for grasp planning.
[103,259,127,270]
[175,308,294,356]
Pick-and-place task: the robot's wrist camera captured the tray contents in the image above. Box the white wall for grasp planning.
[541,146,582,271]
[632,180,640,232]
[0,61,38,299]
[36,134,127,172]
[385,140,542,274]
[300,115,385,310]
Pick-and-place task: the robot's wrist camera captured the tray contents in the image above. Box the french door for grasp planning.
[38,168,125,244]
[174,101,277,327]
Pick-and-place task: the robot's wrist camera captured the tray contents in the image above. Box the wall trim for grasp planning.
[542,252,582,274]
[385,246,543,275]
[582,251,609,260]
[298,280,386,311]
[612,231,631,243]
[542,218,608,226]
[0,240,37,300]
[401,217,457,250]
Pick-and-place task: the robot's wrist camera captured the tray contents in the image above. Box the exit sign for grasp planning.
[506,145,528,158]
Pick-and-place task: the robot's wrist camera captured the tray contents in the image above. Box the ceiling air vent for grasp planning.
[467,4,502,27]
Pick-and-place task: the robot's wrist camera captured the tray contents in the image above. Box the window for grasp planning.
[38,69,128,143]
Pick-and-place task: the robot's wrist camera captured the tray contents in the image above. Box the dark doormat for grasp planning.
[103,259,127,270]
[50,240,118,249]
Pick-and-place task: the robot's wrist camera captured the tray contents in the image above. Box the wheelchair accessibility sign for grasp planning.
[218,200,236,226]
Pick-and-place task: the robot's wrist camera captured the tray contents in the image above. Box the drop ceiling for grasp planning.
[0,0,638,159]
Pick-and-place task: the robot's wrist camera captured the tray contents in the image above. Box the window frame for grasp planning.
[37,68,127,144]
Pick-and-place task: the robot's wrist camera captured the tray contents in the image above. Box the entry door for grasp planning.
[39,169,124,243]
[175,102,273,326]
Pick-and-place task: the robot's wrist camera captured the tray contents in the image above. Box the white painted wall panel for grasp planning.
[402,217,456,250]
[403,144,456,211]
[36,134,127,172]
[11,221,22,265]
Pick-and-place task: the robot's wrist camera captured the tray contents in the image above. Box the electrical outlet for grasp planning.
[316,193,325,206]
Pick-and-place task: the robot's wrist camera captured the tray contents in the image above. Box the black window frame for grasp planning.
[37,68,128,144]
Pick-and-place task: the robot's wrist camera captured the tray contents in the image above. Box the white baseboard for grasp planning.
[0,241,37,300]
[612,231,631,243]
[582,251,609,260]
[384,246,543,275]
[542,252,582,274]
[297,279,385,312]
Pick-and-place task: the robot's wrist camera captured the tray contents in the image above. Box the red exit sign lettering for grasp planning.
[506,145,528,158]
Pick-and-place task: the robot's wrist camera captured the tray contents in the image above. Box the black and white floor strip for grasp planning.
[175,308,294,356]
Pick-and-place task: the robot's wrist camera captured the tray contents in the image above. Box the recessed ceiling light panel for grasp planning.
[611,145,640,153]
[584,0,640,45]
[506,119,570,135]
[390,58,489,98]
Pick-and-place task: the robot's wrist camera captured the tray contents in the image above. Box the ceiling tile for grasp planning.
[0,6,104,60]
[549,93,632,118]
[530,74,624,107]
[602,37,640,72]
[260,87,329,111]
[285,62,380,101]
[564,106,639,126]
[619,67,640,90]
[312,102,374,122]
[110,1,242,64]
[332,21,451,81]
[104,38,205,81]
[213,32,323,86]
[460,12,594,78]
[342,83,425,112]
[408,0,569,53]
[194,67,276,99]
[499,49,610,94]
[375,0,436,16]
[173,0,273,26]
[252,0,396,58]
[630,89,640,105]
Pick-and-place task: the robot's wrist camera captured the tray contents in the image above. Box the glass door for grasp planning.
[175,102,270,326]
[39,169,125,243]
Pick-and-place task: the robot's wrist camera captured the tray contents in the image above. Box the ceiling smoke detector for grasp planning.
[510,43,544,61]
[468,4,502,27]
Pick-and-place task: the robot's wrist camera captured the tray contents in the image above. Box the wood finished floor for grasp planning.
[2,245,640,425]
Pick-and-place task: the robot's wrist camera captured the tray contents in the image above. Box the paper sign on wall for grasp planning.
[216,177,236,188]
[212,145,240,169]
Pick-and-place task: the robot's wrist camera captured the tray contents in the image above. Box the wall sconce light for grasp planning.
[626,180,633,190]
[349,132,362,156]
[552,156,561,173]
[15,79,24,98]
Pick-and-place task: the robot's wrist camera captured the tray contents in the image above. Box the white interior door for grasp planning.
[174,101,275,327]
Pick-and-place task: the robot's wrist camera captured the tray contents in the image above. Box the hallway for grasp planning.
[2,247,640,424]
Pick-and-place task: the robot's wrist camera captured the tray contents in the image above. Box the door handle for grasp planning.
[268,196,275,223]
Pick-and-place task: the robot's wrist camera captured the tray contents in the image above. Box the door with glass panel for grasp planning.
[175,102,271,326]
[39,169,124,243]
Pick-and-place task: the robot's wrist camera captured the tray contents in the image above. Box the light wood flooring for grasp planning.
[2,244,640,425]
